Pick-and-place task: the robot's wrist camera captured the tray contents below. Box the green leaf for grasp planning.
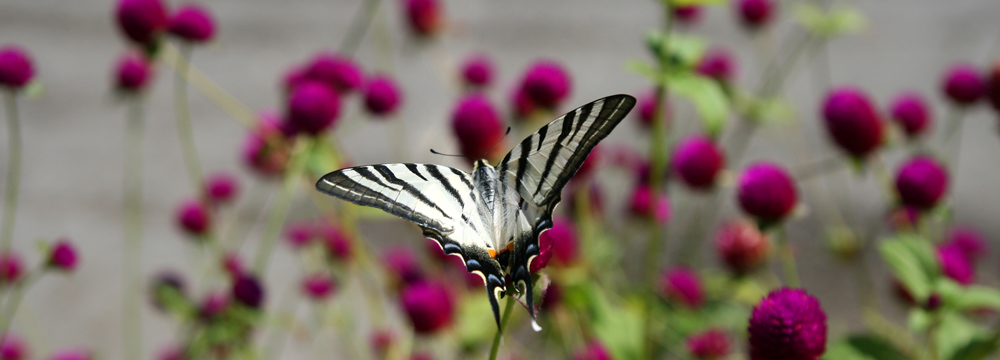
[937,312,984,360]
[22,81,44,99]
[908,309,931,332]
[792,3,867,37]
[827,6,866,34]
[879,235,940,302]
[626,60,666,85]
[824,334,909,360]
[644,32,707,69]
[666,72,729,136]
[568,283,643,360]
[455,292,495,347]
[949,337,1000,360]
[947,285,1000,311]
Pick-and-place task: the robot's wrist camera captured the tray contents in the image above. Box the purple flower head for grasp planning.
[942,227,988,262]
[461,54,494,88]
[384,247,424,286]
[519,60,571,109]
[748,288,828,360]
[696,49,737,83]
[113,52,153,93]
[167,5,215,43]
[115,0,169,45]
[716,219,770,274]
[636,91,668,127]
[541,281,563,311]
[48,239,79,271]
[401,281,455,334]
[661,267,705,308]
[301,273,336,300]
[572,341,612,360]
[319,224,353,262]
[0,333,28,360]
[674,5,703,26]
[284,221,315,249]
[241,112,292,177]
[895,156,948,210]
[404,0,443,37]
[302,53,364,94]
[510,85,537,119]
[0,46,34,90]
[286,81,341,135]
[451,94,505,161]
[221,252,244,279]
[0,252,22,285]
[198,291,229,319]
[232,275,265,308]
[989,60,1000,111]
[889,92,932,138]
[937,246,974,285]
[942,63,984,106]
[205,171,239,205]
[540,218,579,266]
[821,87,884,158]
[363,75,402,117]
[46,349,92,360]
[530,231,554,273]
[629,184,672,224]
[924,293,943,311]
[672,135,725,190]
[176,199,210,236]
[687,329,731,360]
[737,0,775,29]
[737,162,798,223]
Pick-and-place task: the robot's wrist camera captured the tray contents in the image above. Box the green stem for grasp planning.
[1,91,22,253]
[173,44,204,193]
[338,0,383,56]
[123,95,145,360]
[0,269,43,338]
[488,295,516,360]
[252,137,311,274]
[775,226,800,288]
[942,106,967,163]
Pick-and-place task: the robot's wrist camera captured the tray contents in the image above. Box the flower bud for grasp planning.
[737,162,797,223]
[370,330,395,358]
[821,87,884,158]
[241,112,292,177]
[167,4,215,43]
[48,240,78,271]
[660,268,705,308]
[451,94,505,161]
[205,171,239,205]
[460,54,494,89]
[674,6,702,26]
[889,92,931,139]
[942,63,984,106]
[748,288,827,360]
[0,46,35,90]
[672,135,725,190]
[715,220,770,274]
[736,0,774,29]
[115,0,169,45]
[286,82,341,135]
[636,91,666,127]
[198,291,229,320]
[232,275,265,308]
[284,221,315,249]
[384,248,424,286]
[221,252,244,279]
[176,199,211,236]
[519,60,571,109]
[113,52,153,93]
[937,246,974,285]
[302,53,363,94]
[894,156,948,210]
[403,0,444,37]
[542,219,579,266]
[687,329,731,360]
[401,281,454,334]
[0,252,22,286]
[572,341,612,360]
[301,273,336,300]
[0,333,28,360]
[696,49,737,84]
[363,75,402,117]
[941,227,988,262]
[629,184,671,224]
[319,224,353,262]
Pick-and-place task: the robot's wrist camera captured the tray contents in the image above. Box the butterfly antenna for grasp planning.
[480,127,512,159]
[429,148,473,160]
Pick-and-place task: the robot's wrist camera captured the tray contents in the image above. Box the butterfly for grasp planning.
[315,94,636,330]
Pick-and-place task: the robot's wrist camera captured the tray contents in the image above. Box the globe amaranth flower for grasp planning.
[661,268,705,308]
[748,288,827,360]
[674,5,703,26]
[894,156,948,210]
[176,199,211,236]
[937,245,974,285]
[451,94,505,161]
[821,87,884,158]
[401,281,455,334]
[540,218,579,267]
[319,224,353,262]
[0,47,34,90]
[198,291,229,320]
[47,239,78,271]
[716,219,771,274]
[0,333,28,360]
[510,85,537,119]
[461,54,494,89]
[737,162,798,223]
[384,247,425,286]
[363,75,402,117]
[404,0,444,37]
[629,184,672,224]
[302,53,364,94]
[672,135,725,190]
[167,5,215,43]
[205,171,239,205]
[232,275,265,308]
[696,49,737,84]
[572,341,612,360]
[221,252,244,279]
[113,52,153,93]
[942,63,984,106]
[46,349,93,360]
[286,81,341,135]
[941,227,988,262]
[0,252,22,286]
[540,281,563,311]
[736,0,774,29]
[301,273,336,300]
[688,329,731,360]
[636,91,668,128]
[115,0,169,45]
[889,92,932,139]
[519,60,571,109]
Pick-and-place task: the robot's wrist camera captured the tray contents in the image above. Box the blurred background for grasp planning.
[2,0,1000,358]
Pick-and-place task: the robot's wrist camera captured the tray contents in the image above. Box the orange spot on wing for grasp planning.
[488,249,497,258]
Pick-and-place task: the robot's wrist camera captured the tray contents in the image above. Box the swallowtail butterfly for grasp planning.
[316,94,636,330]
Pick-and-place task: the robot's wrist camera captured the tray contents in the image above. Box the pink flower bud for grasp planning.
[451,94,505,161]
[205,171,239,205]
[895,156,948,210]
[737,162,797,223]
[301,273,336,300]
[286,82,341,135]
[942,63,984,106]
[384,248,424,286]
[461,54,494,89]
[115,0,169,45]
[687,329,731,360]
[942,227,988,262]
[0,252,22,286]
[232,275,265,308]
[0,333,28,360]
[198,291,229,319]
[113,52,153,93]
[636,91,668,127]
[370,330,394,358]
[403,0,444,37]
[660,267,705,308]
[821,87,884,158]
[319,225,353,262]
[241,112,292,177]
[572,341,612,360]
[48,239,78,271]
[748,288,827,360]
[363,75,402,117]
[175,199,210,236]
[629,185,672,224]
[302,53,364,94]
[672,135,725,190]
[889,92,931,139]
[167,5,215,43]
[519,60,571,109]
[715,220,770,274]
[0,47,34,90]
[736,0,775,29]
[401,281,454,334]
[696,49,737,83]
[221,252,244,279]
[937,246,974,285]
[541,219,579,266]
[674,6,702,26]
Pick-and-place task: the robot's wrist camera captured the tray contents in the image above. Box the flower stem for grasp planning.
[252,137,311,274]
[339,0,383,56]
[173,44,205,193]
[160,44,257,130]
[0,269,43,338]
[0,91,22,253]
[122,95,146,360]
[488,295,516,360]
[941,105,967,164]
[775,226,800,288]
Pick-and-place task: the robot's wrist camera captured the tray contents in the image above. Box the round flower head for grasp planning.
[232,275,265,308]
[176,199,210,236]
[737,0,774,29]
[636,91,668,127]
[540,281,563,311]
[942,227,988,262]
[205,171,239,204]
[46,349,92,360]
[520,60,571,109]
[821,87,884,158]
[48,240,78,271]
[687,329,731,360]
[302,53,364,94]
[404,0,443,37]
[363,75,402,117]
[942,63,984,106]
[748,288,828,360]
[301,273,336,300]
[167,4,215,43]
[937,246,974,285]
[286,81,341,135]
[115,0,169,45]
[451,94,505,161]
[113,52,153,93]
[510,85,537,119]
[572,341,612,360]
[529,231,554,273]
[889,92,932,139]
[198,291,229,319]
[242,112,292,177]
[401,281,455,334]
[661,267,705,308]
[0,47,35,90]
[989,59,1000,110]
[319,224,353,261]
[696,49,737,84]
[541,218,579,266]
[716,219,771,274]
[674,5,702,26]
[672,135,725,190]
[0,333,28,360]
[384,247,424,286]
[895,156,948,210]
[629,184,672,224]
[461,54,494,88]
[738,162,798,223]
[0,252,22,285]
[221,252,244,279]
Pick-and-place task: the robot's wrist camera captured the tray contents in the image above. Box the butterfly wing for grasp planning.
[496,94,636,317]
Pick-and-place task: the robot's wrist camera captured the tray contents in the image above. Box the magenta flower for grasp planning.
[942,63,984,106]
[696,49,737,83]
[716,220,770,274]
[176,199,210,236]
[241,112,292,177]
[572,341,612,360]
[113,52,153,93]
[530,231,554,273]
[0,252,22,285]
[661,267,705,308]
[672,135,725,190]
[687,329,731,360]
[737,162,798,223]
[937,246,974,285]
[895,156,948,210]
[363,75,403,117]
[167,5,215,43]
[889,92,932,139]
[510,85,536,119]
[0,333,28,360]
[205,171,239,204]
[821,87,884,158]
[460,54,494,88]
[301,273,336,300]
[989,60,1000,111]
[544,218,579,266]
[384,248,424,286]
[198,291,229,319]
[115,0,169,45]
[942,227,988,262]
[636,91,667,127]
[401,281,455,334]
[674,5,703,26]
[736,0,775,29]
[749,288,828,360]
[0,46,34,90]
[48,240,78,271]
[519,60,571,108]
[451,94,505,161]
[403,0,443,37]
[221,252,244,279]
[232,275,265,309]
[286,81,341,135]
[629,184,672,224]
[302,53,364,94]
[541,281,563,311]
[156,345,184,360]
[46,349,92,360]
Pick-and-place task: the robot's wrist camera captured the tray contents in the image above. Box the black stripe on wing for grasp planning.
[423,229,508,329]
